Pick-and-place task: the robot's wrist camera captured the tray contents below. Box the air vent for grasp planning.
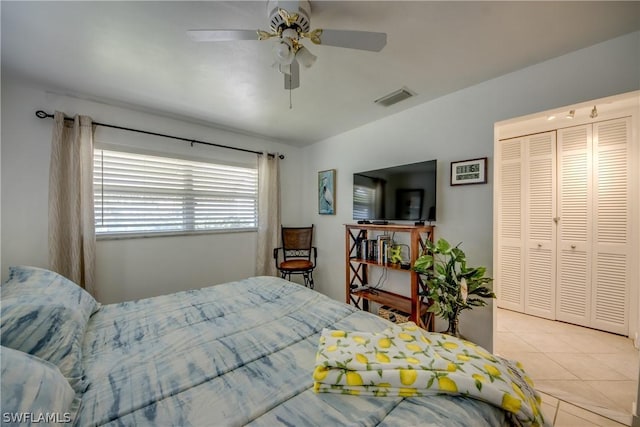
[374,88,415,107]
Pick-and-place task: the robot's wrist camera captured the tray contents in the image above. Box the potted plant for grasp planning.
[412,238,495,338]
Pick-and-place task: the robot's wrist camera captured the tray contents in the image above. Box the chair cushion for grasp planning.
[279,260,314,271]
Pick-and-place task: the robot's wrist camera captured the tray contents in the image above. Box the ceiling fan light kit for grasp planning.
[273,36,295,65]
[187,0,387,92]
[295,45,316,68]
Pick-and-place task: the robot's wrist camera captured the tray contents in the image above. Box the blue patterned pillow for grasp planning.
[0,266,100,393]
[1,346,80,425]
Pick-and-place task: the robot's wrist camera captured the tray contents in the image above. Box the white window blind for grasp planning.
[353,185,375,220]
[94,148,258,236]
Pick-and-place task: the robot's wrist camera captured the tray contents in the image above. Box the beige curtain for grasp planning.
[48,112,97,296]
[255,152,281,276]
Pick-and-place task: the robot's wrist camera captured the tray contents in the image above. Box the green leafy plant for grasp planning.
[412,238,495,336]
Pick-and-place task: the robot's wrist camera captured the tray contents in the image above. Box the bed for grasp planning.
[1,266,546,426]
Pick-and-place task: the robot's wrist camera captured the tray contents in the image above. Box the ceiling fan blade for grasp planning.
[284,59,300,90]
[187,29,260,42]
[311,29,387,52]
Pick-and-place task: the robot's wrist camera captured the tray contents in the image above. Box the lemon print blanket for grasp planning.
[313,322,548,427]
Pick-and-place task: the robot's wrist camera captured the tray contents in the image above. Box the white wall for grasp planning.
[301,31,640,350]
[1,75,304,303]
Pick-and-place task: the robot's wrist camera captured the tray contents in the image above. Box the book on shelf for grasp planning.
[356,237,366,259]
[377,235,391,264]
[354,235,393,264]
[368,239,377,260]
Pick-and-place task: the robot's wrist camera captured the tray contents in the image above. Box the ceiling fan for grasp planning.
[187,0,387,90]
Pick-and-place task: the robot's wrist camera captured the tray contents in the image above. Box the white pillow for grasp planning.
[1,346,80,426]
[1,266,100,392]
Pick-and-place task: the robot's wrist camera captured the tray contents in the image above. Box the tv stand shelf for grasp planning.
[345,223,435,330]
[351,288,430,317]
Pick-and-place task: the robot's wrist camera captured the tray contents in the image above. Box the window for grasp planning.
[93,148,258,236]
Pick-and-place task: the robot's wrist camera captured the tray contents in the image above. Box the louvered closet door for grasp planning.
[590,118,631,334]
[556,125,593,327]
[524,132,556,319]
[497,138,525,311]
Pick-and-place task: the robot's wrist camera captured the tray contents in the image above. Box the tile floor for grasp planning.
[495,308,639,426]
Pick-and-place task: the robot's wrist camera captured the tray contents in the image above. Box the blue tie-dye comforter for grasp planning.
[77,276,510,426]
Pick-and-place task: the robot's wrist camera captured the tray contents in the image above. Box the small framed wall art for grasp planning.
[450,157,487,186]
[318,169,336,215]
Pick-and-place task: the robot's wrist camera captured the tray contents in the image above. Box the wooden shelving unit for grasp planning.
[345,223,435,330]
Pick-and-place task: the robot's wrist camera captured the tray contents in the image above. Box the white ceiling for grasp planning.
[2,1,639,146]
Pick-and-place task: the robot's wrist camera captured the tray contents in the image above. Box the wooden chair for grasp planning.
[273,225,317,289]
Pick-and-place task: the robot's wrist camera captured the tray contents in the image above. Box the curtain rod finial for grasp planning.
[35,110,50,119]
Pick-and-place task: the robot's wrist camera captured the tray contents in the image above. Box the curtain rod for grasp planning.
[35,110,284,159]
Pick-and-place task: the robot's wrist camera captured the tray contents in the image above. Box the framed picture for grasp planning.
[318,169,336,215]
[450,157,487,186]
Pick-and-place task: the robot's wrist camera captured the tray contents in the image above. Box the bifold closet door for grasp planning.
[557,118,631,334]
[590,118,631,335]
[497,131,556,317]
[556,125,593,327]
[524,132,556,319]
[497,138,525,312]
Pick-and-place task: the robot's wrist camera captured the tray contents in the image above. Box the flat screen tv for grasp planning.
[353,159,437,222]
